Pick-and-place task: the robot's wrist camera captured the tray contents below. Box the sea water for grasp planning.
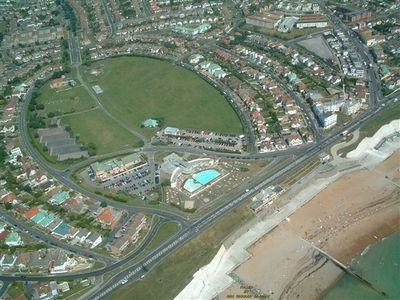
[324,232,400,300]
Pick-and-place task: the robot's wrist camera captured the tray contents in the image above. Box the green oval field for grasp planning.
[83,56,243,138]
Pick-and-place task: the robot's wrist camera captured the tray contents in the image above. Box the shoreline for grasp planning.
[221,151,399,300]
[176,120,400,300]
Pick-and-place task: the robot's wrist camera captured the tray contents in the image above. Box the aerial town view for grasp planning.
[0,0,399,299]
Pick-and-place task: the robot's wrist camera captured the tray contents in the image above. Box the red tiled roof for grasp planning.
[25,206,40,219]
[98,208,114,224]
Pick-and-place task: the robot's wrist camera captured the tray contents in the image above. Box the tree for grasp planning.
[100,201,107,208]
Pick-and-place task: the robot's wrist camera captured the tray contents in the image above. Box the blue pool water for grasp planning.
[183,178,203,193]
[193,169,221,185]
[183,169,221,193]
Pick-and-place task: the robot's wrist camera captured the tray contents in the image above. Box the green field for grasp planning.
[146,221,181,253]
[36,82,95,116]
[61,109,142,154]
[110,202,253,300]
[82,56,243,138]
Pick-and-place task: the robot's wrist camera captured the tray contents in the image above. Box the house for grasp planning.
[74,228,91,243]
[31,281,58,300]
[85,232,102,248]
[64,198,87,215]
[10,147,23,159]
[110,213,147,255]
[50,191,70,205]
[288,133,304,147]
[98,208,123,230]
[5,231,23,246]
[189,53,204,64]
[0,254,17,270]
[57,282,70,293]
[52,221,72,239]
[141,118,159,128]
[25,206,40,219]
[0,192,16,204]
[50,257,77,273]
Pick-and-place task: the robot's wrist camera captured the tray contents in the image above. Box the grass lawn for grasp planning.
[7,282,26,298]
[82,56,243,138]
[339,102,400,155]
[61,108,143,154]
[146,221,181,253]
[109,202,254,300]
[36,82,96,116]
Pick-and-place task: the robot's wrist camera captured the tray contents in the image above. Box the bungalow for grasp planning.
[50,257,77,273]
[32,281,58,300]
[50,191,70,205]
[52,221,72,239]
[5,232,23,246]
[287,133,304,147]
[85,232,102,248]
[141,118,159,128]
[0,192,16,204]
[0,254,17,270]
[189,53,204,64]
[98,208,123,230]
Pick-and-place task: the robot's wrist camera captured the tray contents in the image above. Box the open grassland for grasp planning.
[36,82,95,116]
[145,221,181,253]
[83,56,243,138]
[61,109,143,154]
[109,202,254,300]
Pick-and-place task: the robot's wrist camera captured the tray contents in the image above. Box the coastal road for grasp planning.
[88,97,399,299]
[0,215,169,281]
[17,89,190,227]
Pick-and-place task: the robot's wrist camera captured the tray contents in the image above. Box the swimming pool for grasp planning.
[183,178,203,193]
[183,169,221,193]
[193,169,221,185]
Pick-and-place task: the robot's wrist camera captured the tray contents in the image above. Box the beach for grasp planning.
[219,151,399,300]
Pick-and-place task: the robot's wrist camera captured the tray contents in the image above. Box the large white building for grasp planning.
[296,15,328,29]
[313,103,337,128]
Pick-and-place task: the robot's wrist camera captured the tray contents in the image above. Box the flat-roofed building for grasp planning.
[246,12,284,29]
[296,14,328,29]
[90,153,145,182]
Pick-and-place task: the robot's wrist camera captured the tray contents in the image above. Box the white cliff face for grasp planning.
[347,120,400,161]
[175,119,400,300]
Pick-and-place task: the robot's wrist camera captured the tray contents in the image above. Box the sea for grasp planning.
[324,232,400,300]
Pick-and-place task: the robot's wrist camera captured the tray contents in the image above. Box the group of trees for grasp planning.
[56,0,77,34]
[61,38,70,72]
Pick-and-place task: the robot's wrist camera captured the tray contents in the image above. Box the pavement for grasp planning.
[4,7,400,298]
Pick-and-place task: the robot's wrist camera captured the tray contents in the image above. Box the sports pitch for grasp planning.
[83,56,243,138]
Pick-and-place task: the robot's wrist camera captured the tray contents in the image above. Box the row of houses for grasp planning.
[24,206,103,248]
[108,213,147,255]
[0,248,86,274]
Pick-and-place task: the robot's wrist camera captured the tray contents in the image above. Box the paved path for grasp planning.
[74,65,148,144]
[331,129,360,161]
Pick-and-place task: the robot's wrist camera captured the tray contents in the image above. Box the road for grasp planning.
[5,5,400,298]
[0,209,115,265]
[17,89,191,227]
[0,215,169,281]
[88,93,399,300]
[101,0,116,36]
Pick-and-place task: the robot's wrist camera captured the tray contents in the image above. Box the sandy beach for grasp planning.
[219,151,400,300]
